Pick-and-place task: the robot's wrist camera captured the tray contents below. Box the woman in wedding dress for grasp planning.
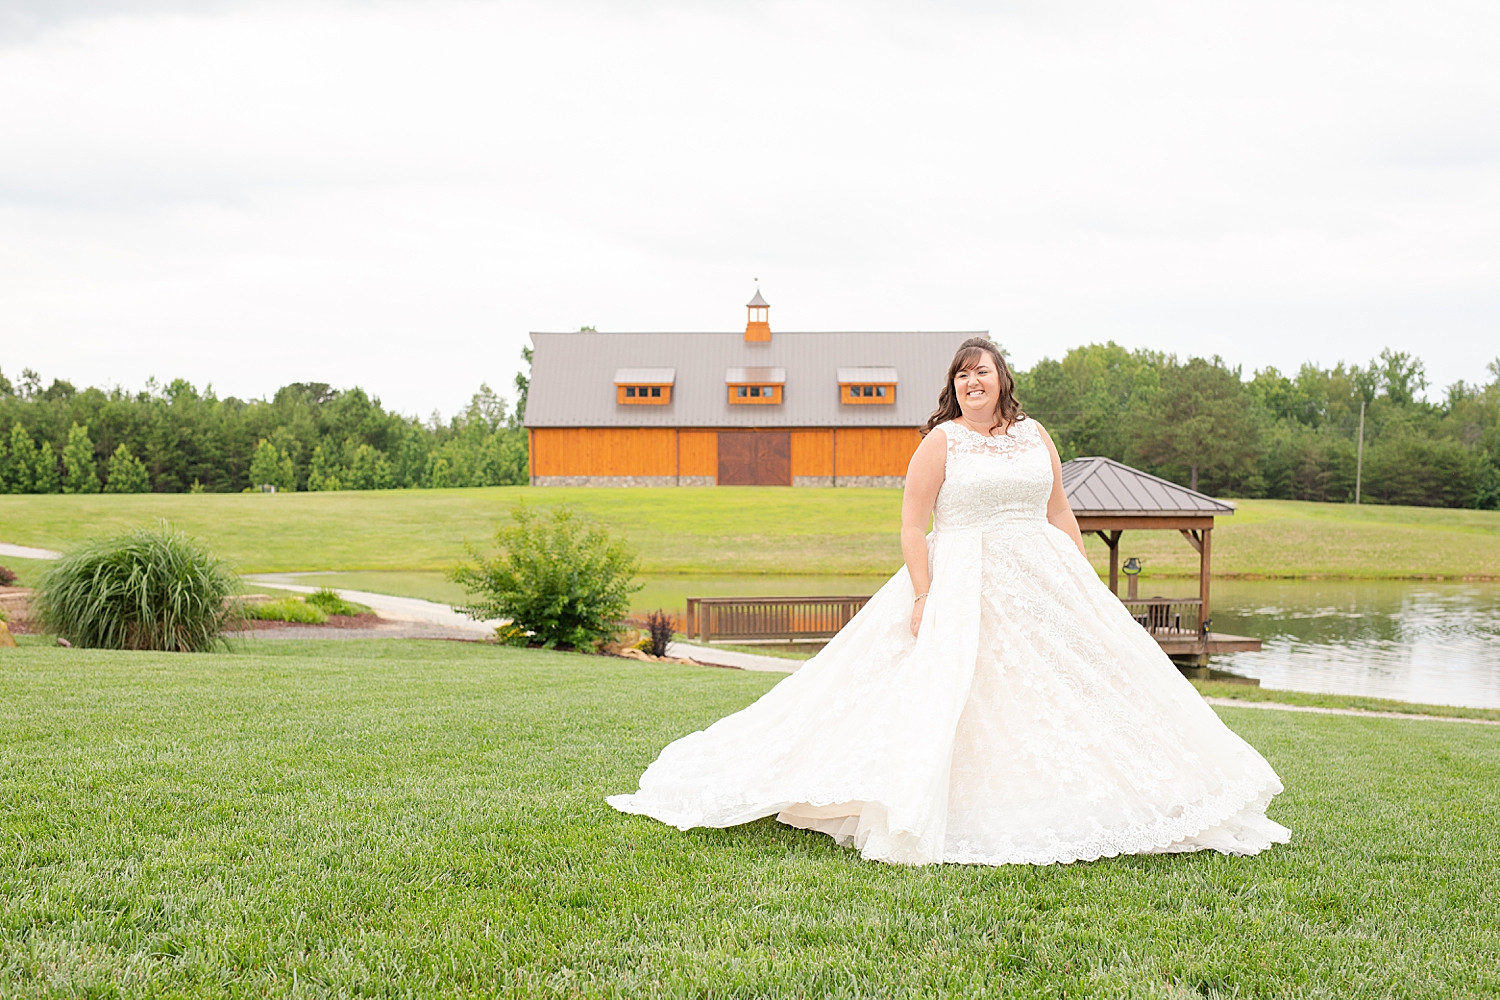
[609,338,1290,866]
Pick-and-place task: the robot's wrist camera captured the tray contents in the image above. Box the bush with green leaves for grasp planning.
[244,597,328,624]
[305,588,371,617]
[34,523,239,651]
[452,504,641,650]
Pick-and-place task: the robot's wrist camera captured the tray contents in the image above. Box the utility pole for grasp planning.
[1355,398,1366,505]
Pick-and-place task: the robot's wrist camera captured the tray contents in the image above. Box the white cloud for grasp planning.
[2,0,1497,414]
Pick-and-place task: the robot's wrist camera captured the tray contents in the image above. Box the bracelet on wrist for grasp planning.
[913,592,929,602]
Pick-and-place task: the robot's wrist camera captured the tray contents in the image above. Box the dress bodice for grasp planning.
[932,418,1053,533]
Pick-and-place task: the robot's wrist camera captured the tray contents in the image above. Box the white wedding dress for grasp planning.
[609,418,1290,865]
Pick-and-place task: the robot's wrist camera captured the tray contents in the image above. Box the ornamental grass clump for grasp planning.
[305,587,370,617]
[35,523,239,651]
[453,503,640,650]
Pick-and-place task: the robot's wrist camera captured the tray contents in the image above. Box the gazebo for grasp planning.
[1061,457,1261,666]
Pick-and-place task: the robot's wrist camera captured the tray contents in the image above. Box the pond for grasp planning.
[270,570,1500,710]
[1209,580,1500,710]
[639,574,1500,710]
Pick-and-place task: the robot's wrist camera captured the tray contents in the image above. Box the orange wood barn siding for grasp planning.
[678,431,717,478]
[532,427,920,480]
[791,430,835,477]
[531,428,677,477]
[834,428,922,477]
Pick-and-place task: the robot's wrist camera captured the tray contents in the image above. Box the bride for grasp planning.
[609,337,1290,866]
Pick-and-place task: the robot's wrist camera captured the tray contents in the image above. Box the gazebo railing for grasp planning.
[1120,597,1202,636]
[685,596,871,643]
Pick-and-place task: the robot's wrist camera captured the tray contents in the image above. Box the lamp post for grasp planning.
[1122,557,1143,601]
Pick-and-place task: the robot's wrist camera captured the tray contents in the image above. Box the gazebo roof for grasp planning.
[1061,457,1236,517]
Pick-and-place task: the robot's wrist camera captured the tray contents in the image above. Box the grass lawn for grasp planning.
[2,489,1500,580]
[3,639,1498,997]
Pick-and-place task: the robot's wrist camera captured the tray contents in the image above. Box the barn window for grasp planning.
[614,367,675,406]
[725,367,786,406]
[837,367,897,405]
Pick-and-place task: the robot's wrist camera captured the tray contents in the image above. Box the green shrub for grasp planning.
[244,597,328,624]
[35,523,239,651]
[304,588,371,617]
[452,503,641,650]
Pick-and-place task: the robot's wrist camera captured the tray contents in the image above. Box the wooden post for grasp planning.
[1094,530,1122,594]
[1199,526,1212,629]
[1355,398,1365,504]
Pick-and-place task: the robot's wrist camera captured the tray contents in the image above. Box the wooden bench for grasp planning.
[685,596,871,644]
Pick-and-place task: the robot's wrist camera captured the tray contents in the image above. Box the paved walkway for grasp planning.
[667,641,803,673]
[0,542,62,560]
[243,575,501,638]
[1203,697,1500,726]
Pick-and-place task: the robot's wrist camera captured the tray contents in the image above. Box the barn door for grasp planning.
[717,432,791,486]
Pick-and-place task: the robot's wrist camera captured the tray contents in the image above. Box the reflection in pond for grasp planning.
[1210,580,1500,710]
[638,575,1500,710]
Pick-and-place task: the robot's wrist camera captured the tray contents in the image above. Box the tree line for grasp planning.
[1014,344,1500,509]
[0,352,531,495]
[2,343,1497,509]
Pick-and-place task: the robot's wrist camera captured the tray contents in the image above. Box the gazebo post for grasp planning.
[1094,530,1122,594]
[1199,526,1212,628]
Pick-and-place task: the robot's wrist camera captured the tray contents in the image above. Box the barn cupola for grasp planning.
[744,288,771,342]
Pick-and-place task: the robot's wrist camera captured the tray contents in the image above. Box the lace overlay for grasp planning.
[609,418,1290,865]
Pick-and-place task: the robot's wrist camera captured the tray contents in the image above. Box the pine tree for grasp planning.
[104,443,151,493]
[34,441,60,493]
[249,440,281,490]
[61,423,100,494]
[6,424,37,494]
[305,443,343,491]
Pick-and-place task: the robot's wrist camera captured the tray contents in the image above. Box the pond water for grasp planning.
[1209,580,1500,710]
[638,574,1500,710]
[276,570,1500,710]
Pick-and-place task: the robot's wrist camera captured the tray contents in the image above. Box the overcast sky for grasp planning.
[2,0,1496,417]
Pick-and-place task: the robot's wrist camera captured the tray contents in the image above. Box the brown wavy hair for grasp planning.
[921,337,1025,436]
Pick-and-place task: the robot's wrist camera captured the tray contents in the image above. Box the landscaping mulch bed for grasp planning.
[242,613,384,631]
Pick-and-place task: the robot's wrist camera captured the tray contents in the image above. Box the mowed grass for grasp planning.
[2,640,1499,997]
[2,489,1500,578]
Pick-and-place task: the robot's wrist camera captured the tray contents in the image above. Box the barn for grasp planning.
[524,293,981,486]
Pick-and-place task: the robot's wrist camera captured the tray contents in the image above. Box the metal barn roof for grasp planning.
[526,330,983,428]
[1060,457,1236,516]
[613,367,676,384]
[837,367,899,383]
[725,367,786,384]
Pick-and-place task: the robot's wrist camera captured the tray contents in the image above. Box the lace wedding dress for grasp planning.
[609,418,1290,865]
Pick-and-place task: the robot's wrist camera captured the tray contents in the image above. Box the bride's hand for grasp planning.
[910,594,927,637]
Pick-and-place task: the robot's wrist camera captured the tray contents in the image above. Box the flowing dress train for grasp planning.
[608,418,1290,865]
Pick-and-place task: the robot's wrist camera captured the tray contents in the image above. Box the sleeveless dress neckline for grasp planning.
[609,418,1290,866]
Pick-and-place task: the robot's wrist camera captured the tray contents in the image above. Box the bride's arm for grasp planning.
[901,429,947,637]
[1036,423,1087,557]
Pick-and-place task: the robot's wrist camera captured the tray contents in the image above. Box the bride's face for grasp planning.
[954,355,1002,421]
